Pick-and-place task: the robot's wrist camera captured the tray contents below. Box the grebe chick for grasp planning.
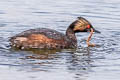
[10,17,100,49]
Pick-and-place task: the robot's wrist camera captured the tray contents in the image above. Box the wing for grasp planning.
[10,28,66,40]
[9,28,71,49]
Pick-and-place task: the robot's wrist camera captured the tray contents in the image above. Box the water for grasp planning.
[0,0,120,80]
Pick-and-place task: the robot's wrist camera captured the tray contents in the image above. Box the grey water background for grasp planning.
[0,0,120,80]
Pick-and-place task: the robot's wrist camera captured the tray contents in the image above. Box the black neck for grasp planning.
[66,28,76,40]
[66,21,77,41]
[65,20,79,48]
[66,27,77,48]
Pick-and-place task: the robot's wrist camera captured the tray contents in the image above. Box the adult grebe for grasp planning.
[10,17,100,49]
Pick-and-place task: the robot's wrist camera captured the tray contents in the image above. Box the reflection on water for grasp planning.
[0,0,120,80]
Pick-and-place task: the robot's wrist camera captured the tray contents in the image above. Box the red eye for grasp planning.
[87,25,90,29]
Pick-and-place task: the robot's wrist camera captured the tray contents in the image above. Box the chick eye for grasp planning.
[87,25,90,29]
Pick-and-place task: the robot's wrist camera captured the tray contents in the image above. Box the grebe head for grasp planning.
[70,17,100,33]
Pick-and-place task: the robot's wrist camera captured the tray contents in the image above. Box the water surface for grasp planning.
[0,0,120,80]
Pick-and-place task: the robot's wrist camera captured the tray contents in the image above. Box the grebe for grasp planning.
[10,17,100,49]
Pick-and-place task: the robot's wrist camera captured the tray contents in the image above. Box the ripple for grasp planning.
[0,0,120,80]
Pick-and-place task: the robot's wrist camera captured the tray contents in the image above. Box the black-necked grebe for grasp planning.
[10,17,100,49]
